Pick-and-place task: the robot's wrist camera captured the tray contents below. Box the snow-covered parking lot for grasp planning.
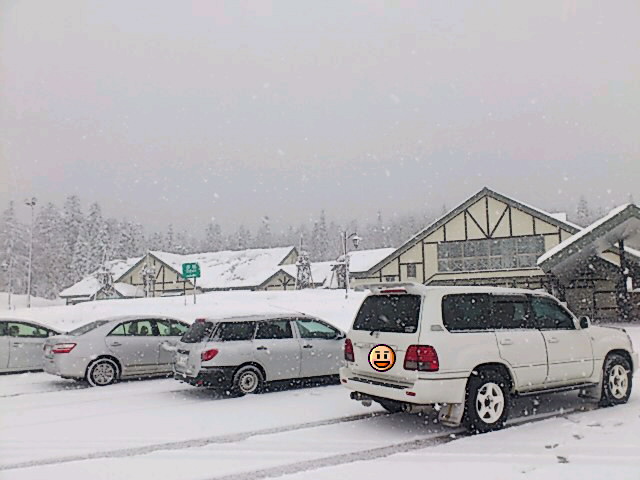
[1,293,639,480]
[1,358,639,480]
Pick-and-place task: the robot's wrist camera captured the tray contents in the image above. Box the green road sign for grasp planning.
[182,262,201,279]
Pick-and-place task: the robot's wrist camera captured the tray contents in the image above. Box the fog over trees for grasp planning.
[0,195,610,299]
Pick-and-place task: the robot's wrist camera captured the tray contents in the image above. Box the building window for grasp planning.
[406,264,417,278]
[437,236,544,273]
[385,275,397,282]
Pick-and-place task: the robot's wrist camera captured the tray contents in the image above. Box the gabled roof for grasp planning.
[59,257,143,298]
[538,203,640,274]
[149,246,298,290]
[347,248,397,274]
[362,187,581,276]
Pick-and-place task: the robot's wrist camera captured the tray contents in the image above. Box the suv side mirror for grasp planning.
[579,316,590,329]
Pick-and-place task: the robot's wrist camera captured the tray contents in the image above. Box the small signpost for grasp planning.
[181,262,201,305]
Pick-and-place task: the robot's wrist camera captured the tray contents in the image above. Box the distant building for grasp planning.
[58,257,145,305]
[59,246,299,304]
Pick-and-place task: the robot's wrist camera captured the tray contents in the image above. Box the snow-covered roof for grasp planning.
[113,283,144,298]
[59,257,143,298]
[280,261,335,285]
[150,246,296,290]
[347,248,397,273]
[538,204,640,272]
[538,204,633,265]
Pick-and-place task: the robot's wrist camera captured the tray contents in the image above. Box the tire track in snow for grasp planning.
[0,411,391,471]
[204,406,597,480]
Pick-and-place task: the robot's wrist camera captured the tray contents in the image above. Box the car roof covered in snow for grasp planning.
[357,282,553,298]
[195,312,320,323]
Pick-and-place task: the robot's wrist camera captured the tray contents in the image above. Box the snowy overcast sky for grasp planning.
[1,0,639,231]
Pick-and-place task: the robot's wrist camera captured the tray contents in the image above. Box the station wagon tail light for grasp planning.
[52,343,76,354]
[404,345,439,372]
[344,339,355,362]
[201,348,219,362]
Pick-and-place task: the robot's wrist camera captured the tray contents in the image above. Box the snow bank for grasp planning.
[0,292,64,311]
[0,289,366,333]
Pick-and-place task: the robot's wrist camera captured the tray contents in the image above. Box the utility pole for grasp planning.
[341,231,361,299]
[24,197,37,308]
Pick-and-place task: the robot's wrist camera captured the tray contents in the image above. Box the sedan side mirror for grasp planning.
[579,316,590,329]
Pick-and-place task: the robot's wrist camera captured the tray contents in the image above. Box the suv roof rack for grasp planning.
[353,282,423,293]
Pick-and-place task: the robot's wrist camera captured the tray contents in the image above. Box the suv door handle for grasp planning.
[499,339,513,346]
[256,346,268,351]
[547,337,559,344]
[110,342,122,347]
[303,344,313,349]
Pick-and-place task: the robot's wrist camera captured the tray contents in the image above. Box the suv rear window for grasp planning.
[181,320,216,343]
[353,295,421,333]
[442,294,491,331]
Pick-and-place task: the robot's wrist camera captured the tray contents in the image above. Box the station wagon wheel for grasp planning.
[87,359,119,387]
[600,353,632,407]
[463,369,511,433]
[231,365,263,396]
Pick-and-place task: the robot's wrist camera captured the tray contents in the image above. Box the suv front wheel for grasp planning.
[463,369,510,433]
[600,353,632,407]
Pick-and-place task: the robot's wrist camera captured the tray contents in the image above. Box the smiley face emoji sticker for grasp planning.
[368,344,396,372]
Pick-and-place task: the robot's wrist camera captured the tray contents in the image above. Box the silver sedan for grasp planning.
[44,315,190,386]
[0,318,60,373]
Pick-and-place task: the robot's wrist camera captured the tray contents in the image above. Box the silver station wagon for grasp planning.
[44,315,190,386]
[174,314,345,395]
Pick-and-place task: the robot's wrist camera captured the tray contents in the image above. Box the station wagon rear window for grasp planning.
[212,322,256,341]
[353,295,421,333]
[181,320,215,343]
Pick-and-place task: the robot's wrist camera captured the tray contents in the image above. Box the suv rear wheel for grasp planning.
[231,365,264,396]
[463,369,510,433]
[600,353,632,407]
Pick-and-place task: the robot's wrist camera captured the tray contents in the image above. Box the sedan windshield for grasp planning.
[67,320,111,336]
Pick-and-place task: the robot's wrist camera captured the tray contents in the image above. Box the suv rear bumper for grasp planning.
[340,366,467,405]
[174,366,235,388]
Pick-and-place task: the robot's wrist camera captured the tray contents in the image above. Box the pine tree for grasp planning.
[255,216,273,248]
[32,203,66,296]
[234,225,252,250]
[0,201,28,296]
[310,210,330,260]
[202,221,223,252]
[576,196,592,227]
[62,196,83,285]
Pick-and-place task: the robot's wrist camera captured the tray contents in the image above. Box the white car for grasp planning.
[0,318,60,373]
[341,283,638,433]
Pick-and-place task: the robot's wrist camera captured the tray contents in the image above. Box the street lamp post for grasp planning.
[24,197,37,308]
[341,231,361,299]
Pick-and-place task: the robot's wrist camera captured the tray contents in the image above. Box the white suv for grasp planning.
[341,284,637,433]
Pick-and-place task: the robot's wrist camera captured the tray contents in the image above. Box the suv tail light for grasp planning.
[404,345,439,371]
[344,339,355,362]
[52,343,76,354]
[201,348,219,362]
